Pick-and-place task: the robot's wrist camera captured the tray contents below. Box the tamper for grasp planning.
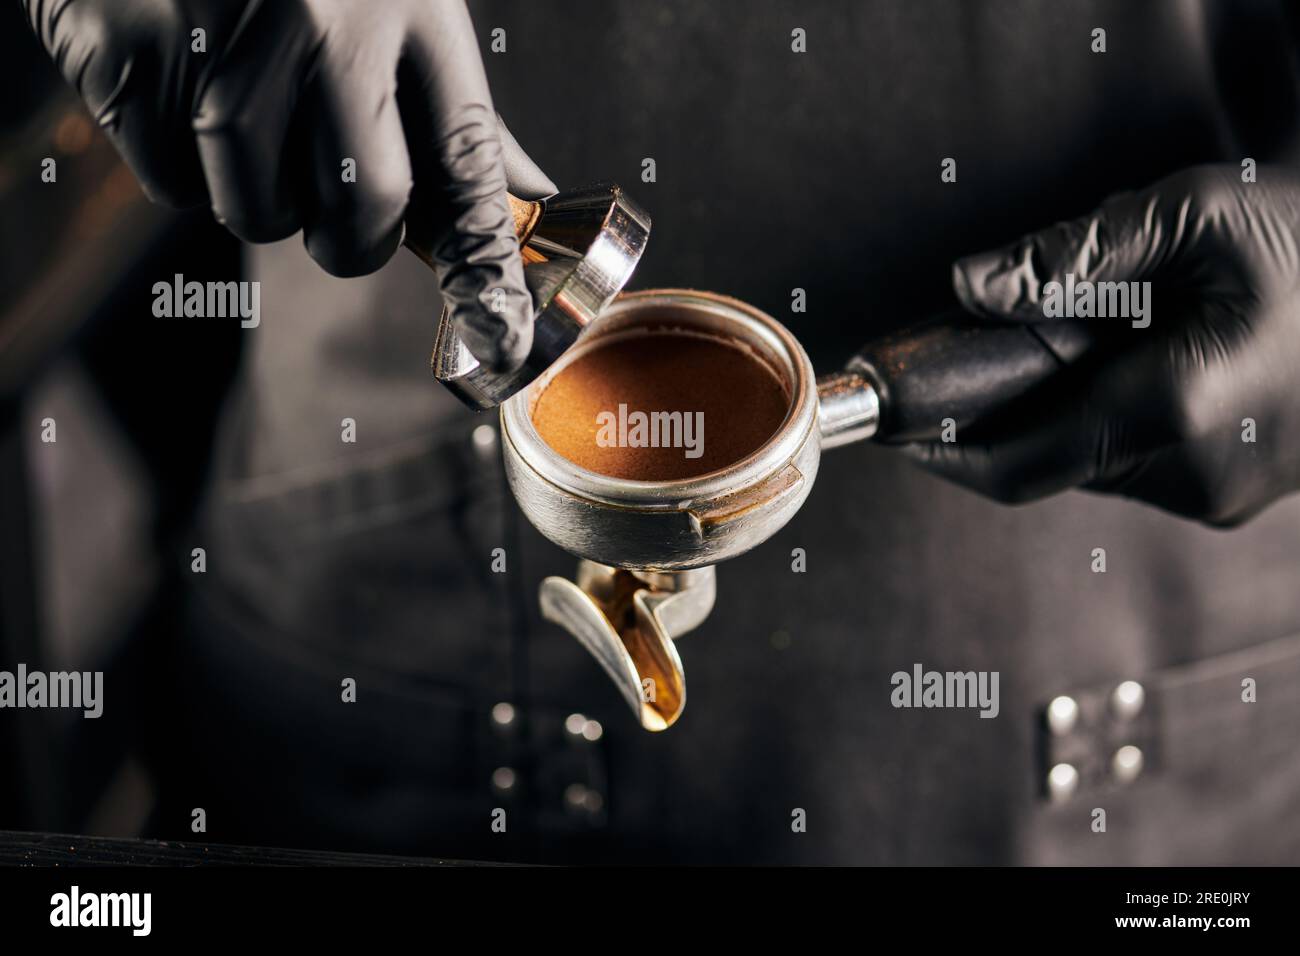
[405,183,651,410]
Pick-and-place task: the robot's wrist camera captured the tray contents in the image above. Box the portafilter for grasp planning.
[410,185,1097,731]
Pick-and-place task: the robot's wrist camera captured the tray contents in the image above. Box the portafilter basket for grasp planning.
[502,290,827,573]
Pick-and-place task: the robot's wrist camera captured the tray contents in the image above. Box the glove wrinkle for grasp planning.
[427,101,531,371]
[191,0,266,112]
[89,50,131,134]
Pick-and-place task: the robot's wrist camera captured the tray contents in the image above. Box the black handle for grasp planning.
[850,313,1102,443]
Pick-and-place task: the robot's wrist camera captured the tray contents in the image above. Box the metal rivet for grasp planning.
[581,719,603,742]
[565,713,588,736]
[1047,763,1079,803]
[471,424,498,455]
[1112,745,1144,784]
[1111,680,1145,720]
[491,702,516,727]
[492,766,516,792]
[1046,695,1079,736]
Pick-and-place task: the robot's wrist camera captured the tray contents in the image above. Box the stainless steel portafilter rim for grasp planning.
[500,289,818,511]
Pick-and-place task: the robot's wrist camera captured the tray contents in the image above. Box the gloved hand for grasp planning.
[23,0,555,371]
[903,164,1300,526]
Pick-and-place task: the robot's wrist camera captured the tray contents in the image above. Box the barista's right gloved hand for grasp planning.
[23,0,555,372]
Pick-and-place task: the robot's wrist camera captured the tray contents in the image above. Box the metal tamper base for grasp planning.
[426,182,651,411]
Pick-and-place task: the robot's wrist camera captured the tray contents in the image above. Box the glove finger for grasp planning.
[41,0,208,206]
[401,0,531,373]
[192,1,311,243]
[298,34,412,277]
[496,114,557,200]
[953,176,1197,322]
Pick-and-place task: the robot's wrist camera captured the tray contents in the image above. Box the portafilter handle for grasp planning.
[817,312,1104,445]
[405,183,651,411]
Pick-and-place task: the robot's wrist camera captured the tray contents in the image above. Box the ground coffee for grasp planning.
[531,331,789,481]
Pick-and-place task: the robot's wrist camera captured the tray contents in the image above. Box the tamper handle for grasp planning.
[508,194,543,245]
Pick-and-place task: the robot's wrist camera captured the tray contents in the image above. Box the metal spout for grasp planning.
[539,562,715,731]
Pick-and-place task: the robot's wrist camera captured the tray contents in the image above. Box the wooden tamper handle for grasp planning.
[508,194,543,244]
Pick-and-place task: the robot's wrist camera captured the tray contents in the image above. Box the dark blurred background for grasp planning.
[0,2,244,836]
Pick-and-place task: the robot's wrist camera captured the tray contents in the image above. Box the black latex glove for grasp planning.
[23,0,556,371]
[904,164,1300,527]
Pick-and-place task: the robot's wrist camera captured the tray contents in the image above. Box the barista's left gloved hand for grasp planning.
[903,164,1300,527]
